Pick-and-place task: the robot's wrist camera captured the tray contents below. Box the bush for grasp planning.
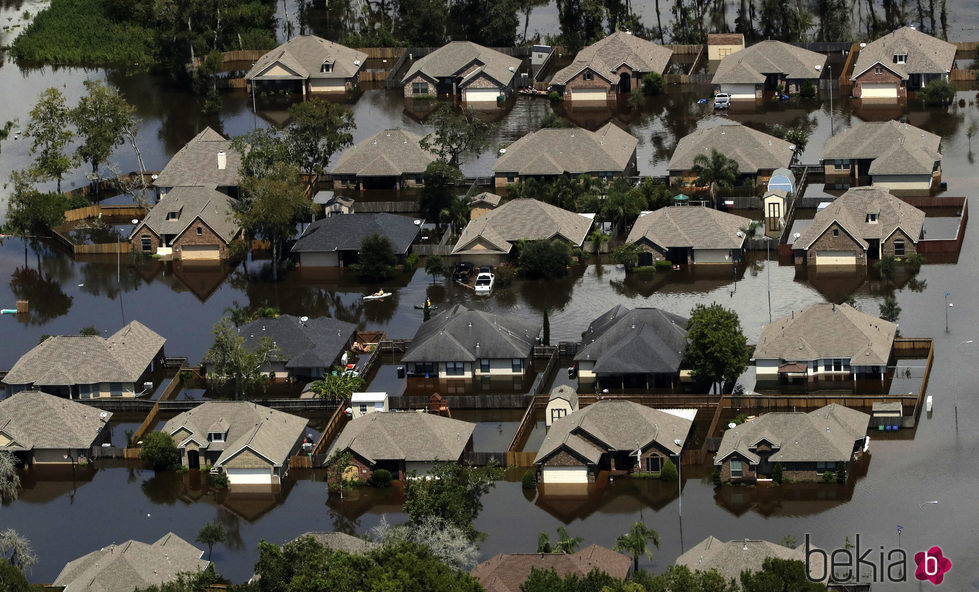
[494,265,515,288]
[404,253,419,269]
[822,471,834,483]
[139,431,179,471]
[800,79,816,98]
[919,78,956,105]
[521,470,538,490]
[517,239,572,279]
[772,462,784,484]
[835,462,847,484]
[654,259,673,269]
[642,72,664,96]
[371,468,393,488]
[209,470,230,489]
[659,458,678,482]
[712,467,722,486]
[547,91,562,102]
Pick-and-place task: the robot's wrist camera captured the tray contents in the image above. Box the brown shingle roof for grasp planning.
[453,198,594,255]
[495,123,638,176]
[712,40,826,84]
[333,411,475,464]
[793,186,925,250]
[676,537,820,582]
[130,186,241,244]
[245,35,367,81]
[552,31,673,85]
[851,26,956,80]
[669,123,795,174]
[823,121,942,176]
[625,206,753,251]
[708,33,745,45]
[153,127,242,189]
[472,545,632,592]
[402,41,520,88]
[0,391,112,451]
[331,129,436,177]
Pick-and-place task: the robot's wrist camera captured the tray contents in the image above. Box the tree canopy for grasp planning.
[202,319,279,399]
[26,87,74,192]
[403,462,502,541]
[354,233,398,282]
[71,79,135,175]
[691,149,739,205]
[685,303,750,392]
[420,104,495,166]
[518,240,573,279]
[285,98,355,185]
[139,431,180,471]
[0,453,21,503]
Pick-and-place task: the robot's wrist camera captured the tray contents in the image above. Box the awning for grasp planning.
[778,362,808,374]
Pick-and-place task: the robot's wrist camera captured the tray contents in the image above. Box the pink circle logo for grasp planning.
[914,546,952,585]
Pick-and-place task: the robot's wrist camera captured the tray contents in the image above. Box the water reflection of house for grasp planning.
[0,391,111,464]
[534,400,692,484]
[401,41,521,103]
[850,26,955,99]
[130,186,242,260]
[2,320,165,399]
[534,473,681,522]
[822,121,942,194]
[292,213,421,268]
[153,127,242,199]
[472,545,632,592]
[669,123,794,187]
[244,35,367,96]
[551,31,673,103]
[625,207,753,266]
[168,259,233,301]
[714,404,870,483]
[330,129,436,191]
[219,481,297,521]
[711,40,825,100]
[14,463,97,504]
[713,470,859,517]
[239,314,357,381]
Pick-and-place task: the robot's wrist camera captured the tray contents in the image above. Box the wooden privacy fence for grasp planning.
[507,451,537,467]
[352,201,418,213]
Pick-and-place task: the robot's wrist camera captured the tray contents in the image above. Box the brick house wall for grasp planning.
[403,73,435,98]
[131,228,162,254]
[852,67,906,98]
[538,449,597,482]
[173,218,232,259]
[881,228,918,258]
[719,456,757,482]
[804,223,867,265]
[563,68,615,101]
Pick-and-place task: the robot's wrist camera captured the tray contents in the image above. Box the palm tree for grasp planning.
[691,148,739,207]
[308,367,366,401]
[614,521,660,572]
[553,526,583,554]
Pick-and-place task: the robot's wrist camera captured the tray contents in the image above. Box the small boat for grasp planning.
[518,87,548,97]
[363,291,392,301]
[413,304,438,310]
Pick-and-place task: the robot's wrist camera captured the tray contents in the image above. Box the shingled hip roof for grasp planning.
[452,198,594,255]
[711,40,826,85]
[245,35,368,81]
[551,31,673,85]
[238,314,357,370]
[0,391,112,451]
[625,206,753,251]
[153,127,242,189]
[472,545,632,592]
[292,213,421,255]
[330,128,437,177]
[403,304,540,363]
[668,123,795,174]
[676,536,823,583]
[823,121,941,176]
[851,26,956,80]
[793,186,925,251]
[575,305,689,375]
[494,123,638,176]
[333,411,476,464]
[402,41,521,88]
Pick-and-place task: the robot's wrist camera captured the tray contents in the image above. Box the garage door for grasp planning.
[465,88,502,102]
[541,466,588,484]
[570,88,608,102]
[815,251,857,266]
[181,245,221,260]
[861,83,898,98]
[226,468,273,485]
[693,249,731,263]
[722,84,757,100]
[310,79,346,93]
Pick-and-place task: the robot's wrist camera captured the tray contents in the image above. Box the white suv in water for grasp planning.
[713,93,731,110]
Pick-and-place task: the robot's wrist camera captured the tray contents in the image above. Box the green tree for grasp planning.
[879,294,901,323]
[355,233,398,282]
[0,530,35,573]
[397,0,450,45]
[139,431,180,471]
[5,169,67,238]
[539,111,570,128]
[26,87,74,192]
[553,527,583,553]
[587,228,609,255]
[0,559,30,592]
[403,462,502,541]
[685,303,751,393]
[307,367,366,401]
[0,452,21,503]
[518,240,573,279]
[920,78,955,105]
[71,79,135,176]
[875,255,896,279]
[740,557,827,591]
[773,462,784,484]
[520,566,620,592]
[691,148,739,206]
[202,319,279,400]
[835,461,847,483]
[600,180,646,232]
[659,458,678,481]
[0,121,15,155]
[642,71,665,95]
[231,128,290,178]
[286,98,355,188]
[611,243,641,272]
[780,534,798,548]
[424,255,446,282]
[449,0,520,45]
[196,520,227,561]
[134,565,223,592]
[419,161,463,223]
[325,449,355,493]
[235,163,310,281]
[420,104,495,166]
[614,522,660,572]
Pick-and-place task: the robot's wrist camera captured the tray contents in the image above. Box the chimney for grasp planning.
[217,151,227,170]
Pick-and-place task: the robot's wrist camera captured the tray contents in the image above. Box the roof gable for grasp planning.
[452,199,594,254]
[552,31,673,85]
[403,304,540,363]
[793,186,925,250]
[625,206,753,251]
[669,123,795,174]
[712,40,826,84]
[495,123,639,176]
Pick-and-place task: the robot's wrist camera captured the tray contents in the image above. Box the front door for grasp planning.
[187,450,200,470]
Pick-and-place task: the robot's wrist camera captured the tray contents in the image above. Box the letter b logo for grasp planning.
[914,546,951,585]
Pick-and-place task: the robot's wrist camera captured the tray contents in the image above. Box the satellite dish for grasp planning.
[508,66,515,72]
[299,316,309,323]
[794,232,801,239]
[736,231,744,238]
[413,219,422,225]
[354,60,361,66]
[728,422,737,429]
[499,148,507,154]
[99,411,108,419]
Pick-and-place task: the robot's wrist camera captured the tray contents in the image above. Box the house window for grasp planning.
[480,359,490,373]
[730,459,743,478]
[512,358,523,373]
[550,408,567,423]
[141,235,152,252]
[359,404,368,414]
[208,432,225,443]
[196,226,203,235]
[832,228,839,237]
[79,384,91,398]
[414,362,436,375]
[321,60,334,73]
[893,54,907,64]
[445,361,465,376]
[583,71,594,81]
[894,239,905,256]
[874,67,883,75]
[816,461,834,472]
[110,382,123,397]
[645,455,662,472]
[506,174,515,183]
[412,82,429,95]
[833,359,843,371]
[166,211,180,220]
[866,213,878,223]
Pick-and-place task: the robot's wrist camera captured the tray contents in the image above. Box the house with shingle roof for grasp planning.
[850,26,956,99]
[402,304,540,379]
[292,213,421,268]
[245,35,367,96]
[162,401,309,485]
[574,305,688,391]
[129,186,241,260]
[0,391,112,464]
[494,123,638,187]
[534,399,693,484]
[551,31,673,102]
[452,198,593,266]
[669,123,795,187]
[332,411,476,479]
[707,33,745,61]
[154,127,242,197]
[3,321,165,399]
[676,536,827,582]
[625,206,754,265]
[792,186,925,266]
[753,302,896,383]
[714,404,870,482]
[402,41,521,103]
[330,129,437,190]
[55,532,209,592]
[711,40,826,99]
[472,545,632,592]
[239,314,357,380]
[545,385,579,427]
[469,191,502,219]
[823,121,942,193]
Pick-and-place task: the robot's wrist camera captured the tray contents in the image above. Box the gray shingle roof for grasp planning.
[245,35,367,81]
[851,26,956,80]
[473,545,632,592]
[711,40,826,84]
[575,305,688,375]
[331,129,436,177]
[452,198,593,255]
[823,121,942,176]
[625,206,753,251]
[154,127,241,189]
[162,401,308,468]
[676,537,815,582]
[495,123,638,176]
[552,31,673,85]
[54,532,208,592]
[753,302,896,365]
[333,411,475,464]
[714,404,870,465]
[403,304,540,362]
[669,123,795,174]
[292,213,420,255]
[793,186,925,250]
[0,391,112,451]
[469,192,502,208]
[535,399,693,465]
[3,321,165,387]
[403,41,521,88]
[239,314,357,370]
[131,186,241,244]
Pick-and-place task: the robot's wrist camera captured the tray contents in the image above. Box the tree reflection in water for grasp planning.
[10,267,73,325]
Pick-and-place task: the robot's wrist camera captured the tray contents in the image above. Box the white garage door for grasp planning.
[541,466,588,484]
[181,245,221,260]
[815,251,857,266]
[721,84,757,100]
[693,249,731,263]
[570,88,608,102]
[310,79,347,93]
[861,83,898,98]
[226,468,273,485]
[465,88,502,102]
